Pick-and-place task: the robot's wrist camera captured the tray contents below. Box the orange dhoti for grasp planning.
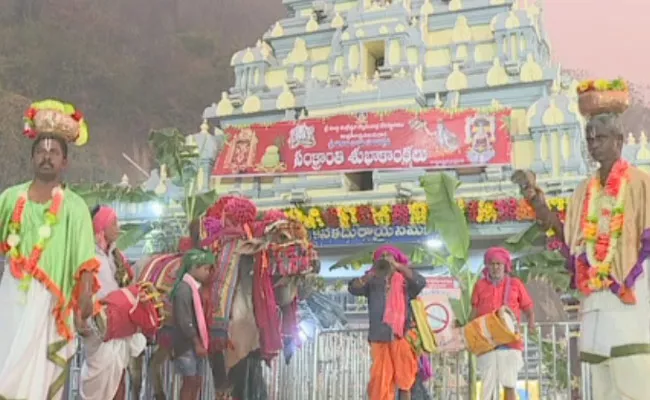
[369,338,418,400]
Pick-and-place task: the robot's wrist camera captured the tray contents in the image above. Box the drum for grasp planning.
[462,306,520,355]
[92,281,165,341]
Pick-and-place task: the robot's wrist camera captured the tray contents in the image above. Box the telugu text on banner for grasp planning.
[212,108,512,177]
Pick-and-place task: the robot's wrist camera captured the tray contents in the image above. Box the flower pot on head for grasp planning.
[578,90,629,116]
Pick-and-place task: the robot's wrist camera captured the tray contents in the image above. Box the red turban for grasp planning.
[483,247,513,276]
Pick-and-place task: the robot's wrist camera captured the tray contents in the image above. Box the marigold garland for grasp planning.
[578,160,629,294]
[278,196,571,231]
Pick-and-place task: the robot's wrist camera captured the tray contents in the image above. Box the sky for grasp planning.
[540,0,648,88]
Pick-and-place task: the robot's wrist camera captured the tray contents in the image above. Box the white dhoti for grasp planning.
[0,273,76,400]
[580,271,650,400]
[477,349,523,400]
[80,332,146,400]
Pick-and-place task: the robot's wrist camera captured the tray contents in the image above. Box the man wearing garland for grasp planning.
[513,80,650,399]
[0,100,99,399]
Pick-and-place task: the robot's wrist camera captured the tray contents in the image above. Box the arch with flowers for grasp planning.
[279,196,568,242]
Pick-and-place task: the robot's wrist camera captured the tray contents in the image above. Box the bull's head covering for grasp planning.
[483,246,513,277]
[205,195,257,228]
[373,245,410,264]
[170,249,216,298]
[23,99,89,146]
[256,209,288,236]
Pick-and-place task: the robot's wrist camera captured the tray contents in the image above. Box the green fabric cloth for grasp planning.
[169,248,216,299]
[0,181,97,305]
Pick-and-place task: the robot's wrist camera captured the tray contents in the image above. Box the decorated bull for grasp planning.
[128,195,320,400]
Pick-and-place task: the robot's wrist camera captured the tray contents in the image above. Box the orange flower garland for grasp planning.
[579,160,629,293]
[7,187,64,280]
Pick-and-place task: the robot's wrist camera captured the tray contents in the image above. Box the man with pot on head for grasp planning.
[0,100,99,399]
[513,79,650,399]
[470,247,535,400]
[348,245,426,400]
[79,205,147,400]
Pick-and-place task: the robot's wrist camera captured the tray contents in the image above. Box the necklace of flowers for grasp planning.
[581,160,629,290]
[6,186,64,286]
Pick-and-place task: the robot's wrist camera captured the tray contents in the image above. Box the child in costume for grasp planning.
[171,249,216,400]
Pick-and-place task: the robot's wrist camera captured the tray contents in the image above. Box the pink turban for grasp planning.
[483,247,513,276]
[93,206,117,250]
[373,245,409,264]
[93,206,117,234]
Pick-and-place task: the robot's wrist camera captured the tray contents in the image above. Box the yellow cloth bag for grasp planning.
[410,298,437,353]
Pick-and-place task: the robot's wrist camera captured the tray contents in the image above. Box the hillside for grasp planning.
[0,0,285,185]
[0,1,647,186]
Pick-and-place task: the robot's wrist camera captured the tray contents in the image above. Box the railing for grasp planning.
[65,322,589,400]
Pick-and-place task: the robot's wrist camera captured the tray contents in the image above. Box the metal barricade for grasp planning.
[66,322,592,400]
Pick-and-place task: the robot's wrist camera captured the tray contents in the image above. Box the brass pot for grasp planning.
[578,90,629,116]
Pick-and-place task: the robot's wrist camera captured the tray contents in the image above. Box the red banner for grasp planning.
[212,108,512,177]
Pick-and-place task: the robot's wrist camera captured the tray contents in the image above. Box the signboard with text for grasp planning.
[419,277,464,352]
[212,108,512,177]
[309,225,429,247]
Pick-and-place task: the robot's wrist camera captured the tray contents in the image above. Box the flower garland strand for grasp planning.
[278,197,573,231]
[579,160,629,293]
[7,187,64,283]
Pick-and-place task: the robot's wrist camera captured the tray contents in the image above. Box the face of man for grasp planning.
[192,264,212,283]
[32,138,67,182]
[488,261,505,281]
[586,126,623,165]
[104,219,121,245]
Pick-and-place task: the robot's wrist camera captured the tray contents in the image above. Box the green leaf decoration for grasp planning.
[504,223,544,252]
[328,243,446,270]
[148,127,198,186]
[419,173,470,268]
[116,222,155,251]
[183,190,219,221]
[514,250,570,291]
[448,298,468,326]
[70,182,158,208]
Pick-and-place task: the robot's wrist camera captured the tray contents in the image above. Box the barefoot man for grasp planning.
[0,100,99,399]
[513,88,650,399]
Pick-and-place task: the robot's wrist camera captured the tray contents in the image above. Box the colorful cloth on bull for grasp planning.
[0,181,99,399]
[208,233,247,350]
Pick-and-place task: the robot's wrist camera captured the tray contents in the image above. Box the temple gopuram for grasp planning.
[121,0,650,278]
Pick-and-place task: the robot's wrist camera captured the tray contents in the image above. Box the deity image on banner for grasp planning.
[223,128,259,173]
[288,124,316,149]
[409,118,460,155]
[465,115,496,164]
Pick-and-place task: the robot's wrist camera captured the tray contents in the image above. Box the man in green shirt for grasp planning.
[0,100,98,399]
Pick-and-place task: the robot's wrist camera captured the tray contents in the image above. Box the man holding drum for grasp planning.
[470,247,535,400]
[348,245,426,400]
